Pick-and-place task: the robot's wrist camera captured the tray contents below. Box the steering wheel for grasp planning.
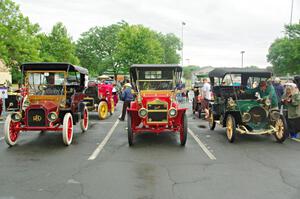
[38,84,47,91]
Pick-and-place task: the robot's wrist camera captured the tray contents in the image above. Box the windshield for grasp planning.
[27,72,65,95]
[138,80,173,90]
[136,69,175,90]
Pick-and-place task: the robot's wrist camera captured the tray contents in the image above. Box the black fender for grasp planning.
[223,111,242,127]
[78,102,86,120]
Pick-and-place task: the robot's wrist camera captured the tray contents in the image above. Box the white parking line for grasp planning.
[88,119,120,160]
[291,138,300,143]
[188,128,216,160]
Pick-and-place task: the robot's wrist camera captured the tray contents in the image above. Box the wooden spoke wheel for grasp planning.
[274,115,287,143]
[98,101,108,120]
[127,113,134,146]
[180,113,188,146]
[62,113,73,146]
[80,106,89,132]
[226,114,236,143]
[208,109,216,130]
[4,115,21,147]
[110,98,115,115]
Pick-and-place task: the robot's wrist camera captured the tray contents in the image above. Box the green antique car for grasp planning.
[208,68,287,143]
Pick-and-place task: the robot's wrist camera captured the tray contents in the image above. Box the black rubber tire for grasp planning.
[274,115,287,143]
[192,99,196,114]
[226,114,236,143]
[127,113,134,146]
[180,113,187,146]
[208,110,216,130]
[198,106,202,119]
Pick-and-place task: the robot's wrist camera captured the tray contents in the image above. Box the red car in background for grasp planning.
[84,81,115,119]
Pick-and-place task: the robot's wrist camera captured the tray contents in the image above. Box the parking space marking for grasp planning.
[188,128,216,160]
[88,119,120,160]
[291,138,300,143]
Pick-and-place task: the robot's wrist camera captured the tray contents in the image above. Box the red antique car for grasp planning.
[4,63,89,146]
[83,81,115,119]
[127,64,188,146]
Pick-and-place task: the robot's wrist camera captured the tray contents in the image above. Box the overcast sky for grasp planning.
[14,0,300,68]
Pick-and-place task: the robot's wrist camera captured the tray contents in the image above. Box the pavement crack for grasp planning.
[243,149,300,190]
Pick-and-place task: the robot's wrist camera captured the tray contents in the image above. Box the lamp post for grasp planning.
[185,58,190,66]
[241,51,245,68]
[181,22,186,66]
[290,0,294,25]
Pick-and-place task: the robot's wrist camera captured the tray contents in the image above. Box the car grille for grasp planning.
[28,109,46,127]
[148,112,168,123]
[5,95,18,111]
[147,103,167,110]
[147,102,168,123]
[248,106,267,124]
[84,98,94,108]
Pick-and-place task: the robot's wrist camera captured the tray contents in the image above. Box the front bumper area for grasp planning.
[236,125,277,135]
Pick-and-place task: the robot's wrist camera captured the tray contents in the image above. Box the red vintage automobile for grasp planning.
[84,81,115,119]
[4,63,89,146]
[127,64,188,146]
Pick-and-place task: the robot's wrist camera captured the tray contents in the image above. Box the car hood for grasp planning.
[236,100,262,113]
[27,101,58,112]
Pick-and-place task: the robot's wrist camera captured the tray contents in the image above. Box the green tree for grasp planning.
[39,22,79,65]
[183,65,200,80]
[156,33,181,64]
[267,23,300,75]
[116,25,164,69]
[0,0,41,83]
[76,22,127,77]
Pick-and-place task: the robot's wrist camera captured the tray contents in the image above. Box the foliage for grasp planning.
[155,33,181,64]
[267,23,300,75]
[0,0,41,83]
[39,22,79,65]
[116,25,164,69]
[76,22,127,77]
[76,23,181,78]
[183,65,200,80]
[1,0,182,82]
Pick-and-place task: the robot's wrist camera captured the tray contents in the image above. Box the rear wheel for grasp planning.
[274,115,287,143]
[208,109,216,130]
[62,113,73,146]
[192,99,196,114]
[80,106,89,132]
[4,115,21,147]
[226,114,236,143]
[180,113,187,146]
[110,98,115,115]
[98,101,108,120]
[127,113,134,146]
[198,104,202,118]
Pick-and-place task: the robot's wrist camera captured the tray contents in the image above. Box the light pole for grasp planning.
[181,22,186,66]
[241,51,245,68]
[185,58,190,66]
[290,0,294,25]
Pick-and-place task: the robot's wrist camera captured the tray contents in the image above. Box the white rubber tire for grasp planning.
[80,106,89,132]
[62,113,73,146]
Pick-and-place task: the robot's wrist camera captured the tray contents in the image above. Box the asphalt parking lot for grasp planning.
[0,102,299,199]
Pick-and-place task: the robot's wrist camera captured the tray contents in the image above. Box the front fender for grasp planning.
[173,108,187,124]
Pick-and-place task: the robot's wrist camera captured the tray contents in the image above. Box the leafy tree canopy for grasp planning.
[0,0,41,83]
[267,23,300,75]
[39,22,79,65]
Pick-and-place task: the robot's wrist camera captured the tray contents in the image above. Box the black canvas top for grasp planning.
[20,62,88,75]
[208,68,271,78]
[130,64,182,72]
